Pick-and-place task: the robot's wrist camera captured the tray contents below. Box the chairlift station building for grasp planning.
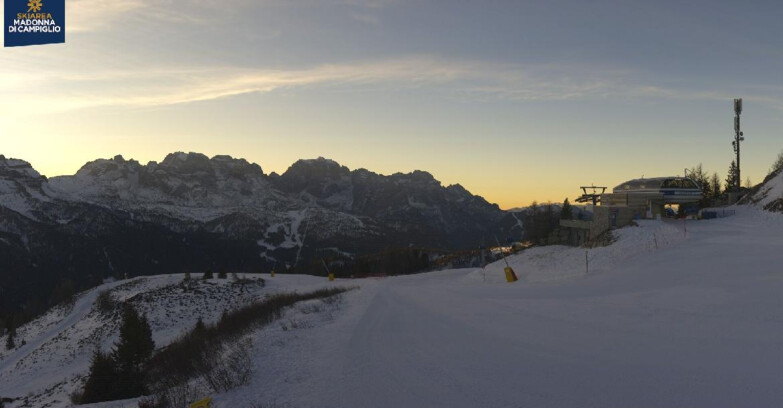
[560,176,702,246]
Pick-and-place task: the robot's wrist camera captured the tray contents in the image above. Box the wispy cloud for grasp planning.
[1,55,782,117]
[66,0,222,33]
[65,0,393,33]
[67,0,147,33]
[0,57,587,113]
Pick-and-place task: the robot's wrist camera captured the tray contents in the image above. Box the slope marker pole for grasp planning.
[321,258,334,281]
[495,236,518,283]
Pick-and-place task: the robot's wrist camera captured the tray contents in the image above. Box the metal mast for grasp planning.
[732,98,744,192]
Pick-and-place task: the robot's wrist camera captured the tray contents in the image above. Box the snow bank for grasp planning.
[465,219,685,284]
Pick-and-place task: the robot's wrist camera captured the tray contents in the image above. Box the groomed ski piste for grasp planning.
[2,208,783,408]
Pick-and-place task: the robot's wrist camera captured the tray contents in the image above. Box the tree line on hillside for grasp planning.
[523,202,562,245]
[683,152,783,208]
[297,247,431,278]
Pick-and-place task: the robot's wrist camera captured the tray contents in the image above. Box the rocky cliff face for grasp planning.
[0,152,510,313]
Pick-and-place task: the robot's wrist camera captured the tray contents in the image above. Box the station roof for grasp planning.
[614,177,699,192]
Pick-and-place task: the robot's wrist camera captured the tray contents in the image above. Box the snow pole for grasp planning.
[480,242,487,283]
[495,236,518,283]
[585,250,589,274]
[585,230,590,274]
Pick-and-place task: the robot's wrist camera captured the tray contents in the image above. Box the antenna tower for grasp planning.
[732,98,744,192]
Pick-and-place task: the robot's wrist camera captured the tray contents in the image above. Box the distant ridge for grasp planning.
[0,152,523,317]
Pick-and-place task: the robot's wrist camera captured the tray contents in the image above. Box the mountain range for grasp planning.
[0,152,520,316]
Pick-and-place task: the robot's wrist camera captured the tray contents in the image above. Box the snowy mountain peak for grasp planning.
[46,152,274,214]
[0,155,43,180]
[75,155,143,178]
[273,157,353,210]
[285,157,349,177]
[390,170,438,185]
[303,156,340,166]
[446,183,472,198]
[0,155,49,220]
[160,151,209,170]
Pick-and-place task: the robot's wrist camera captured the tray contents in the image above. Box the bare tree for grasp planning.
[710,173,721,200]
[770,150,783,175]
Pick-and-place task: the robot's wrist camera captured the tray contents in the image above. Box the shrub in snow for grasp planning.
[94,290,117,316]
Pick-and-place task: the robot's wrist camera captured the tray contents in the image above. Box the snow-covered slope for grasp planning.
[0,273,338,408]
[3,208,783,408]
[218,208,783,408]
[740,167,783,211]
[465,218,686,284]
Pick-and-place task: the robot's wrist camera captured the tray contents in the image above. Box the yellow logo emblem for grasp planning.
[27,0,43,12]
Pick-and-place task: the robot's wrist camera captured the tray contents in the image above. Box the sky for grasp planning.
[2,0,783,209]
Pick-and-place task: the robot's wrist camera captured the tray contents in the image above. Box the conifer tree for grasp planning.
[203,269,214,280]
[115,305,154,370]
[5,331,13,351]
[194,317,206,334]
[710,172,722,200]
[79,304,156,403]
[192,317,207,345]
[726,160,739,192]
[112,304,154,398]
[218,268,227,279]
[560,198,573,220]
[5,318,15,350]
[80,350,117,403]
